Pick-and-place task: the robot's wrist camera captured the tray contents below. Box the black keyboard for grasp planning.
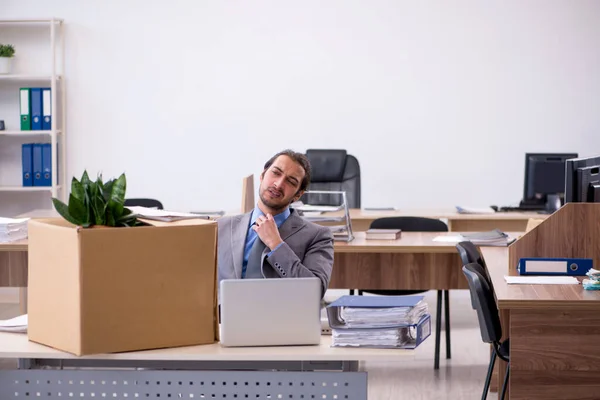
[498,205,546,212]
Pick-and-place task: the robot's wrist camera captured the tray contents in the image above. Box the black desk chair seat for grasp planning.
[124,198,164,210]
[358,216,450,370]
[463,263,510,400]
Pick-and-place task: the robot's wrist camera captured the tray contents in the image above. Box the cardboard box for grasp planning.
[27,218,219,356]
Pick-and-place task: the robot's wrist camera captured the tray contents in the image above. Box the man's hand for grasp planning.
[253,213,283,250]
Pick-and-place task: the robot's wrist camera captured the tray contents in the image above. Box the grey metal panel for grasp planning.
[0,369,367,399]
[26,359,353,372]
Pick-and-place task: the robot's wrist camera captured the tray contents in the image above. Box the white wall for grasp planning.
[2,0,600,215]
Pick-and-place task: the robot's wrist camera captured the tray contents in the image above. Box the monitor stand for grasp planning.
[545,194,562,214]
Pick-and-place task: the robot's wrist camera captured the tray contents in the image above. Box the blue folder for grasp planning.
[41,143,52,186]
[32,143,43,186]
[21,144,33,187]
[30,88,43,131]
[518,257,593,276]
[42,88,52,130]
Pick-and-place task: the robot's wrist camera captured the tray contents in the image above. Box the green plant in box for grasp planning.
[0,44,15,58]
[52,171,140,228]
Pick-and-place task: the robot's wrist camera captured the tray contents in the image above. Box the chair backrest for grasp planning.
[456,241,495,309]
[462,263,503,345]
[124,198,164,210]
[301,149,361,208]
[370,216,448,232]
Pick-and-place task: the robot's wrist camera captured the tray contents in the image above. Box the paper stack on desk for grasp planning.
[0,217,29,243]
[0,314,27,333]
[326,295,431,349]
[127,206,210,222]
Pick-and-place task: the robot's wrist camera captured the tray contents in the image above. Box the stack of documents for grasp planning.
[0,314,27,333]
[127,206,210,222]
[583,268,600,290]
[0,217,29,243]
[460,229,515,246]
[326,295,431,349]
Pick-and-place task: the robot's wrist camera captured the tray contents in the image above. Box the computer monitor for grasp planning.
[521,153,578,210]
[565,155,600,203]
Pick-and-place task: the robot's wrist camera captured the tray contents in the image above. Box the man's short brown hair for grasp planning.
[263,150,312,193]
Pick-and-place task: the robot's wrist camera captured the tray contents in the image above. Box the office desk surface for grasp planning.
[2,232,521,254]
[482,247,600,309]
[336,231,470,253]
[0,333,410,361]
[0,239,27,252]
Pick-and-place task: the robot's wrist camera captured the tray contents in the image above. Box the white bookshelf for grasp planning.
[0,18,65,205]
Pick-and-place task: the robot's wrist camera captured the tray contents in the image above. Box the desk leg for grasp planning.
[497,309,510,400]
[18,287,27,314]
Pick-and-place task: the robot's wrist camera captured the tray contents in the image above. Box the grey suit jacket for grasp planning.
[217,208,334,296]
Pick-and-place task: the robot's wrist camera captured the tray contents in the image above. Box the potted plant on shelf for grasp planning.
[0,44,15,74]
[52,170,142,228]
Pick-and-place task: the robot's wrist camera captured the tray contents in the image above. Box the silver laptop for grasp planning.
[219,278,322,347]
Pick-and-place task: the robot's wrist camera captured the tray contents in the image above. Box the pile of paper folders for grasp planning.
[326,295,431,349]
[0,217,29,243]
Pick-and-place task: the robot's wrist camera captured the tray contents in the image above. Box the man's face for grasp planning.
[259,155,306,212]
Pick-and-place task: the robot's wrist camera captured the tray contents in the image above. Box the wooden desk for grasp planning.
[318,209,546,232]
[0,332,408,399]
[482,247,600,400]
[331,232,468,291]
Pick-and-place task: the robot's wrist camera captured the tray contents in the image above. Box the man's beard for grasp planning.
[259,187,289,211]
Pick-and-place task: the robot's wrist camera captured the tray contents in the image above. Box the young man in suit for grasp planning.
[217,149,334,297]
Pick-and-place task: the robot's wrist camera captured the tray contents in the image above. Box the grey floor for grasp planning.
[0,289,490,399]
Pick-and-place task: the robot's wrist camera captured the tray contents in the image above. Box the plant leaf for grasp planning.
[67,193,87,224]
[108,173,126,219]
[106,208,116,227]
[52,198,81,226]
[71,177,85,202]
[90,181,106,225]
[103,179,114,202]
[81,170,90,186]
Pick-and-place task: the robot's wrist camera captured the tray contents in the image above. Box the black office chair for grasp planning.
[301,149,361,208]
[359,216,450,370]
[456,241,495,309]
[124,198,164,210]
[463,263,510,400]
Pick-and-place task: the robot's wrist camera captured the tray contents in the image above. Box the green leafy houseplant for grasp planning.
[52,171,141,228]
[0,44,15,58]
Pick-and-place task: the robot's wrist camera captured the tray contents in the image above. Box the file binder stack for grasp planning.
[326,295,431,349]
[20,87,52,131]
[21,143,53,186]
[0,217,29,243]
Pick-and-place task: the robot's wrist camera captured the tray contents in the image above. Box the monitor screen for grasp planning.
[523,153,578,205]
[565,155,600,203]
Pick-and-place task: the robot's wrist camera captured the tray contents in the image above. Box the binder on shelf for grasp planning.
[41,143,52,186]
[32,143,43,186]
[31,88,43,131]
[517,257,593,276]
[20,88,31,131]
[42,88,52,130]
[21,143,33,187]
